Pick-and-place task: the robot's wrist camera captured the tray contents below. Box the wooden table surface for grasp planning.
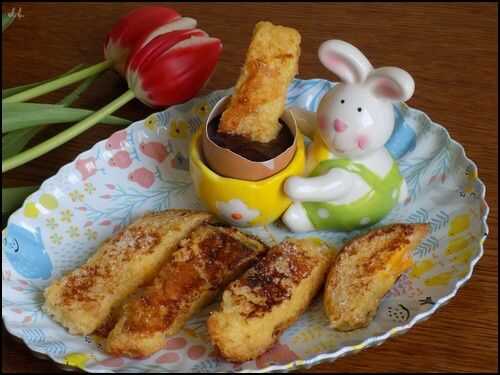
[1,2,498,373]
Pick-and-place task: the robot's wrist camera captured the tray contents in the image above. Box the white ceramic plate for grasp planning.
[2,79,489,373]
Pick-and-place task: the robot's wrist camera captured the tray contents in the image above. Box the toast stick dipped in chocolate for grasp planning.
[218,21,301,143]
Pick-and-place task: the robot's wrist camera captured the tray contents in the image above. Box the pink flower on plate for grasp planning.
[128,167,155,188]
[75,157,97,181]
[187,345,206,360]
[255,343,299,369]
[108,150,132,169]
[105,130,127,150]
[140,141,169,163]
[164,337,187,350]
[98,357,126,368]
[155,352,180,364]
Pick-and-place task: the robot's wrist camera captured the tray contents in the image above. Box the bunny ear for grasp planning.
[365,67,415,102]
[318,40,373,84]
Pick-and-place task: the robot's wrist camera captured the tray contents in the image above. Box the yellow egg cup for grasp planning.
[189,127,305,227]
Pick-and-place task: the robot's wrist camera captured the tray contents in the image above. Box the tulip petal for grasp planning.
[133,36,222,107]
[127,28,207,79]
[141,17,198,48]
[104,6,182,75]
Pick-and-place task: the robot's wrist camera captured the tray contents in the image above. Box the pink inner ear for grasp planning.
[327,53,343,67]
[324,52,355,82]
[374,77,401,100]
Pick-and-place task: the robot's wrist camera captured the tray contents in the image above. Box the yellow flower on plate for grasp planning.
[60,209,73,223]
[45,217,58,230]
[64,352,95,370]
[39,193,58,210]
[448,213,470,236]
[410,259,435,279]
[23,202,39,219]
[144,114,159,131]
[424,271,455,287]
[69,190,84,202]
[84,228,97,241]
[193,102,211,122]
[67,225,80,239]
[50,233,63,245]
[84,182,96,194]
[169,119,190,139]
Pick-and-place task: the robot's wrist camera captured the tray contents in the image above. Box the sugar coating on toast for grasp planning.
[324,223,430,331]
[218,21,301,143]
[207,238,334,362]
[104,224,267,358]
[43,209,212,336]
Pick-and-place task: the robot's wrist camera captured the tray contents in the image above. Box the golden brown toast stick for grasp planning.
[218,21,301,143]
[207,238,334,362]
[105,225,268,358]
[324,223,429,331]
[43,210,212,335]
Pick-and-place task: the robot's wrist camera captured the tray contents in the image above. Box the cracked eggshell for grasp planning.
[201,96,299,181]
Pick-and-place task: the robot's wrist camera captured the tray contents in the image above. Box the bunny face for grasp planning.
[317,40,415,158]
[318,83,394,157]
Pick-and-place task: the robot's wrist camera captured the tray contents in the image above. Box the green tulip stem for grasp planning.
[2,89,135,173]
[2,60,112,104]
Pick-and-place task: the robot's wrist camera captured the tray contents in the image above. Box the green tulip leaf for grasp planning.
[2,72,105,161]
[2,64,84,99]
[2,127,43,161]
[2,102,131,133]
[2,12,15,32]
[2,186,38,216]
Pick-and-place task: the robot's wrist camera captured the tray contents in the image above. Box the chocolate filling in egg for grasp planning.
[207,115,294,162]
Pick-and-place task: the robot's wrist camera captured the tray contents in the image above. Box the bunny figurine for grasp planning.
[282,40,414,232]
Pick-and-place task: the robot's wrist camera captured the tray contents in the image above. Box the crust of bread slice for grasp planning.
[324,223,429,331]
[43,210,213,335]
[207,238,334,362]
[105,224,267,358]
[218,21,301,142]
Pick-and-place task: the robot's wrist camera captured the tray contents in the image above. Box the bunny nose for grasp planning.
[333,119,347,132]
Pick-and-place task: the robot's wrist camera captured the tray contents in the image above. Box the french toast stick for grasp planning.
[324,223,429,331]
[207,238,334,362]
[43,210,212,335]
[218,21,301,143]
[105,224,267,358]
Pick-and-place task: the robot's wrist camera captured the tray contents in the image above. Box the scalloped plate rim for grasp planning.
[1,80,490,373]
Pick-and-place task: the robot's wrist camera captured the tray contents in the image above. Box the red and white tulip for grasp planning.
[104,6,197,76]
[126,29,223,107]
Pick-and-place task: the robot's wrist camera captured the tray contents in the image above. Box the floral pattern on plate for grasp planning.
[2,79,489,373]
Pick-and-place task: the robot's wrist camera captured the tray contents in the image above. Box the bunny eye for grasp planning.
[357,107,362,112]
[340,99,345,104]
